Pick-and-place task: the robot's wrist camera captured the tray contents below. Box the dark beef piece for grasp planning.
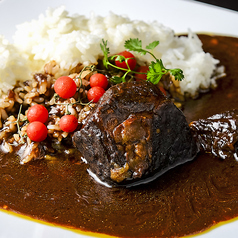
[73,81,198,187]
[190,109,238,160]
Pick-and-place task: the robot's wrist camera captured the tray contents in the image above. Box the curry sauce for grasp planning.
[1,34,238,238]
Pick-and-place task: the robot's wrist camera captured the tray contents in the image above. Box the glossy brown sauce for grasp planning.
[1,34,238,238]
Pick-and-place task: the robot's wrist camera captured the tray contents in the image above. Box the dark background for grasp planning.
[194,0,238,11]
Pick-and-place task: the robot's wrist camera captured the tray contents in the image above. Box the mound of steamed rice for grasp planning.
[0,6,223,96]
[0,36,32,94]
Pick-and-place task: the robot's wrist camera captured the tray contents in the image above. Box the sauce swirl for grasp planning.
[1,34,238,238]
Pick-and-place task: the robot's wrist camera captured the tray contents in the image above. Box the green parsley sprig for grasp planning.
[100,38,184,84]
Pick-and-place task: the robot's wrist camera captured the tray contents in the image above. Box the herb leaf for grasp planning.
[100,39,110,68]
[147,60,164,84]
[111,76,124,84]
[169,68,184,81]
[124,38,147,55]
[146,41,160,50]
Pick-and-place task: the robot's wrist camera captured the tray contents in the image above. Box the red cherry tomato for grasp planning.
[27,104,49,123]
[59,115,78,133]
[135,66,149,81]
[27,121,48,142]
[54,76,77,99]
[115,51,137,71]
[87,86,105,103]
[90,73,108,90]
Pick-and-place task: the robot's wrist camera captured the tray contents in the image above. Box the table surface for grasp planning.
[194,0,238,11]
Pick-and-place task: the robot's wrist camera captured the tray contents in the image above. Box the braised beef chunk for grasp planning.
[73,81,198,186]
[190,109,238,160]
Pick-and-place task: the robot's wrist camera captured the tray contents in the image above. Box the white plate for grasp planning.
[0,0,238,237]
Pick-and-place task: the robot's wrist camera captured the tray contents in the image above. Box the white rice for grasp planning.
[0,36,32,94]
[0,6,223,96]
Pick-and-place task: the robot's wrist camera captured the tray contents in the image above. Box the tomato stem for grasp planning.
[13,104,26,144]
